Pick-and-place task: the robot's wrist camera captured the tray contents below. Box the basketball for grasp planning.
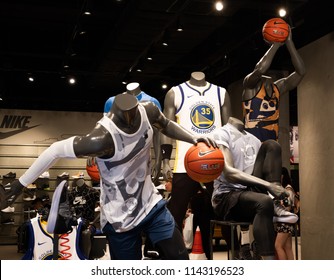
[86,162,100,182]
[184,142,224,183]
[262,18,289,43]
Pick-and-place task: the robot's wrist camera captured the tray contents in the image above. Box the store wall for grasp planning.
[0,109,102,182]
[298,32,334,259]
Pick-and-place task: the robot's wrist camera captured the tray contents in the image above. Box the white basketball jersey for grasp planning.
[23,215,86,260]
[96,104,162,232]
[172,82,226,173]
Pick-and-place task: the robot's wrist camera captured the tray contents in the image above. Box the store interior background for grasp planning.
[1,0,334,259]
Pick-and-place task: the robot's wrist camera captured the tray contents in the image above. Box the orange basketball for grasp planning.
[184,142,224,183]
[262,18,289,43]
[86,162,100,182]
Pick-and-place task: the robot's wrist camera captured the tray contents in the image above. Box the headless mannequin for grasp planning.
[160,71,231,259]
[215,117,289,260]
[242,28,305,142]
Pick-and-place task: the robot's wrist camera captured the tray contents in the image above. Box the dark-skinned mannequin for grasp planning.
[68,178,99,259]
[102,82,162,184]
[211,117,289,260]
[0,93,216,260]
[242,26,306,142]
[160,71,232,259]
[241,25,305,258]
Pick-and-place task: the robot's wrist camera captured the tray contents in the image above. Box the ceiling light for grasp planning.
[27,74,34,82]
[68,77,76,84]
[176,17,184,32]
[215,1,224,12]
[278,8,287,17]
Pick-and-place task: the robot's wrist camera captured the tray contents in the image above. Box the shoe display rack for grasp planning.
[0,143,93,246]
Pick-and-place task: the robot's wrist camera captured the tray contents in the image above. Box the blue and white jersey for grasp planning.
[210,123,261,196]
[172,82,226,173]
[22,215,86,260]
[96,104,162,232]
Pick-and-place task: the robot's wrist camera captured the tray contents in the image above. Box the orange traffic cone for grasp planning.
[189,226,207,260]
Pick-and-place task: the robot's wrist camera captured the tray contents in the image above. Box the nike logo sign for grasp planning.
[198,150,215,157]
[0,125,40,140]
[38,242,47,246]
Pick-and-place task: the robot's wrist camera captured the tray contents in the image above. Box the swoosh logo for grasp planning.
[38,242,47,246]
[0,125,40,140]
[198,150,215,157]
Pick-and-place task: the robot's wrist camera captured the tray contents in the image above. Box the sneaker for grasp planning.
[239,244,253,260]
[1,181,24,209]
[26,183,37,189]
[57,172,69,178]
[72,172,84,179]
[2,218,14,225]
[1,206,15,213]
[3,172,16,179]
[47,180,77,234]
[23,188,36,201]
[39,171,50,178]
[273,201,299,224]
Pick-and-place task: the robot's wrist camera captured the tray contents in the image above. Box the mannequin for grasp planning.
[242,27,305,142]
[103,82,162,183]
[68,178,100,259]
[160,71,231,259]
[0,93,216,260]
[211,117,293,259]
[240,24,305,258]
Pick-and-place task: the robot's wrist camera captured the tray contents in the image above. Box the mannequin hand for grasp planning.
[194,137,218,149]
[151,162,161,184]
[0,179,25,209]
[267,182,289,200]
[286,25,292,42]
[86,156,96,167]
[161,160,173,181]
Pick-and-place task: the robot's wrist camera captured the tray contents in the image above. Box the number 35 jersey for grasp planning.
[172,82,227,173]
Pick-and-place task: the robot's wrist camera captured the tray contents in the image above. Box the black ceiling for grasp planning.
[0,0,333,113]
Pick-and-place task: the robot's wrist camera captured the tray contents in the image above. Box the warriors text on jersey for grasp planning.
[96,104,162,232]
[242,83,280,142]
[172,81,226,173]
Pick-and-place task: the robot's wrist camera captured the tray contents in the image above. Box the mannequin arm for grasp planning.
[275,28,306,93]
[221,145,288,199]
[151,128,162,183]
[160,89,176,180]
[243,42,282,89]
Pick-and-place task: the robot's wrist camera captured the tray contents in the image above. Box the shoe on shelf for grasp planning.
[1,206,15,213]
[47,181,77,234]
[71,172,84,179]
[23,188,36,201]
[3,172,16,179]
[273,201,299,224]
[57,172,69,178]
[27,183,37,189]
[239,244,253,260]
[2,218,14,225]
[39,171,50,178]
